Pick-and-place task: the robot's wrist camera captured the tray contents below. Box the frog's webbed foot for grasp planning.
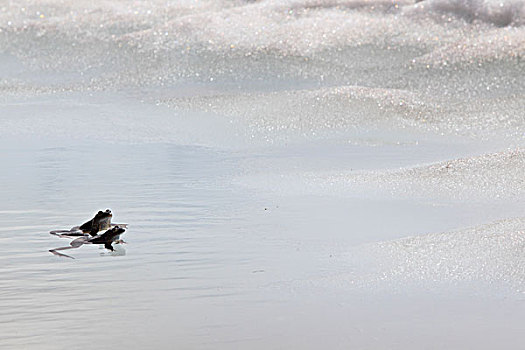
[115,239,127,244]
[49,246,77,259]
[104,243,114,251]
[49,249,75,259]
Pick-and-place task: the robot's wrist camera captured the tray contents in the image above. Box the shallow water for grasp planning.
[0,95,523,349]
[1,0,524,348]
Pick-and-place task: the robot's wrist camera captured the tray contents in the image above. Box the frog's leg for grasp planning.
[49,237,90,259]
[50,231,88,238]
[70,237,89,247]
[50,226,85,237]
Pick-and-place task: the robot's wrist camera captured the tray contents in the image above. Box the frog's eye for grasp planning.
[98,211,103,215]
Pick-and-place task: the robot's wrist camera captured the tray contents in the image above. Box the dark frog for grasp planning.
[89,226,127,251]
[79,209,113,236]
[49,226,127,259]
[50,209,126,237]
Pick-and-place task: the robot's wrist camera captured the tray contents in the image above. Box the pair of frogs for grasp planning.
[49,209,127,259]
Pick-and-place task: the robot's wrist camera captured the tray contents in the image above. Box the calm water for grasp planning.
[0,140,253,348]
[1,0,524,347]
[0,122,523,349]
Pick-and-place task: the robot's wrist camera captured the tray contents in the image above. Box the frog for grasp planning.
[49,226,127,259]
[50,209,127,237]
